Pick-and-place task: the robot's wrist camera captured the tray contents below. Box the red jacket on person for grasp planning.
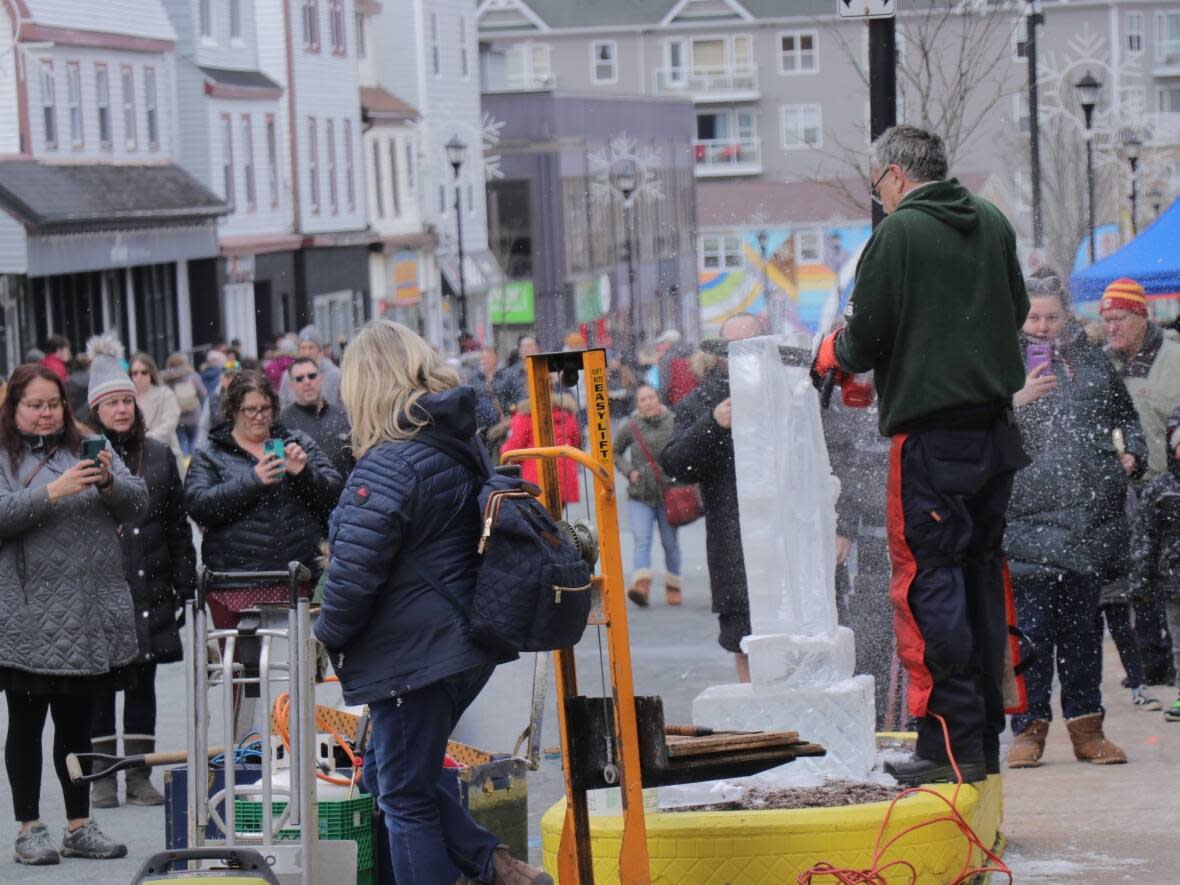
[501,393,582,504]
[43,353,68,382]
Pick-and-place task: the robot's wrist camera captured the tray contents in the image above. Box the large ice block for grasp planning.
[742,626,857,688]
[728,337,840,638]
[692,675,877,781]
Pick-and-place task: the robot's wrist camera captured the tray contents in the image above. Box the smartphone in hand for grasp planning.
[263,438,287,476]
[1026,341,1053,374]
[81,437,105,464]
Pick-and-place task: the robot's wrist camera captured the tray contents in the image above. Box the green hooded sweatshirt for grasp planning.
[836,178,1029,436]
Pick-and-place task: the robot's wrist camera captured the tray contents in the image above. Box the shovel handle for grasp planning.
[819,369,837,409]
[67,746,225,783]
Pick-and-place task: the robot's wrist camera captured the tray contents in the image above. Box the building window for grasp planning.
[144,67,159,149]
[199,0,213,39]
[430,11,440,75]
[1160,84,1180,113]
[230,0,242,41]
[438,183,446,214]
[459,16,469,78]
[355,12,366,59]
[95,64,111,149]
[405,139,415,192]
[700,235,743,270]
[780,104,822,149]
[302,0,320,51]
[1127,13,1143,53]
[66,62,82,147]
[389,140,401,216]
[371,140,384,218]
[466,182,474,215]
[307,117,320,213]
[329,0,346,54]
[778,31,818,74]
[591,40,617,84]
[40,61,57,150]
[326,119,338,213]
[121,65,137,151]
[1157,12,1180,65]
[221,114,234,210]
[343,119,355,210]
[266,114,279,208]
[505,42,551,89]
[1121,86,1146,118]
[241,115,256,210]
[796,229,822,264]
[1013,30,1028,61]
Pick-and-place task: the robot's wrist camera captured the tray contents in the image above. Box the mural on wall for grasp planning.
[699,224,873,336]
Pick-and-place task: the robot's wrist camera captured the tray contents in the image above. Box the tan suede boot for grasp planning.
[665,573,683,606]
[627,569,653,608]
[1066,713,1127,764]
[1006,719,1049,769]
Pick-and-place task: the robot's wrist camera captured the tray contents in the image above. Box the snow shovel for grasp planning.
[66,745,225,784]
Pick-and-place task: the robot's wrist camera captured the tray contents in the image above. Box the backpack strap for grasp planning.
[630,420,669,490]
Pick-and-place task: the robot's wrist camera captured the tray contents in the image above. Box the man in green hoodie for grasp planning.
[813,125,1030,786]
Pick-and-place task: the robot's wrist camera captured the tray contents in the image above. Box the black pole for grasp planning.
[868,18,897,230]
[1085,135,1096,264]
[454,175,467,334]
[1129,156,1139,236]
[1027,1,1045,248]
[624,198,637,348]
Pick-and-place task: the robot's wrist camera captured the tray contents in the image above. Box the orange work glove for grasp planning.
[811,328,851,391]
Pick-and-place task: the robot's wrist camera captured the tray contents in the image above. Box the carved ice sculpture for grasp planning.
[691,336,876,782]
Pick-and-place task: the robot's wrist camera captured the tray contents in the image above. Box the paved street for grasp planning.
[2,489,1180,883]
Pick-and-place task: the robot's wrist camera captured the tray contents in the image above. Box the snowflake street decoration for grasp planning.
[409,110,507,185]
[588,134,664,207]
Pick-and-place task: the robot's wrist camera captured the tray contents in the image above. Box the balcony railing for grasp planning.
[653,65,759,99]
[482,71,558,93]
[692,138,762,175]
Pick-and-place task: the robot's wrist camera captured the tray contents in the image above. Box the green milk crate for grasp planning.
[234,793,374,876]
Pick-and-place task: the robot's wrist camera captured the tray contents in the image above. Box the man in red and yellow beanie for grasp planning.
[1102,275,1180,685]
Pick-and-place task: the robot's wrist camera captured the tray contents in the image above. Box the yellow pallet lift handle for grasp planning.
[499,347,651,885]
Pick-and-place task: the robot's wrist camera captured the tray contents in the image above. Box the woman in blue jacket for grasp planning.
[314,320,550,885]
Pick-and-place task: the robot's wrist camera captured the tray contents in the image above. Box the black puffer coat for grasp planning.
[1130,438,1180,602]
[106,430,196,663]
[659,370,748,614]
[1005,326,1147,579]
[184,422,342,583]
[314,387,496,705]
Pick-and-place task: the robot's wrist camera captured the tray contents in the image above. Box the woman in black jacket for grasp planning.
[314,320,548,885]
[184,371,341,628]
[84,346,196,809]
[1004,273,1145,769]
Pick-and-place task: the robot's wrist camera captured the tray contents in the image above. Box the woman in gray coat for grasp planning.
[0,363,146,865]
[613,384,684,607]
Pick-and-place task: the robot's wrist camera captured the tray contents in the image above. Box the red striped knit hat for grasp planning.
[1099,278,1148,317]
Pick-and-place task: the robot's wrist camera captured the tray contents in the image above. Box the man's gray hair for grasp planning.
[871,125,947,183]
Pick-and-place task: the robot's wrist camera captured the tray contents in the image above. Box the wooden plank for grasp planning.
[665,730,801,758]
[665,743,827,774]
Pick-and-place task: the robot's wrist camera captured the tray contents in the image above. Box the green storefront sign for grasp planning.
[489,281,535,324]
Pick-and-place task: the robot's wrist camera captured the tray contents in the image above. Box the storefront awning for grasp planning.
[440,250,506,298]
[0,160,227,235]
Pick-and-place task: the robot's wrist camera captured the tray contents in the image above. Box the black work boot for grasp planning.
[885,753,987,786]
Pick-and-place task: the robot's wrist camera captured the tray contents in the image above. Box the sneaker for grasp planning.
[14,824,60,865]
[1165,699,1180,722]
[1132,687,1163,711]
[59,820,127,860]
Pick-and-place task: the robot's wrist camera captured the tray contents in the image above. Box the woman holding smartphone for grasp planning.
[1004,270,1146,769]
[184,370,341,629]
[84,339,197,809]
[0,363,147,865]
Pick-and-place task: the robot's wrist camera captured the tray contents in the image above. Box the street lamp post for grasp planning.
[445,135,468,337]
[757,230,774,333]
[1075,71,1102,264]
[1122,133,1142,236]
[1026,0,1046,248]
[609,158,640,347]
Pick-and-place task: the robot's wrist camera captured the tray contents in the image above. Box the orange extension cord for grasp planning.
[797,714,1013,885]
[271,676,362,787]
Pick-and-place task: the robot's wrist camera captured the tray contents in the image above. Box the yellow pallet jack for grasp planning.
[503,349,824,885]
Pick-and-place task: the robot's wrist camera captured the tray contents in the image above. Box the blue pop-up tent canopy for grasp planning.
[1070,199,1180,304]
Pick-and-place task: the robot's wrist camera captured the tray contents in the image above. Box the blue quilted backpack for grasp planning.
[412,430,593,660]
